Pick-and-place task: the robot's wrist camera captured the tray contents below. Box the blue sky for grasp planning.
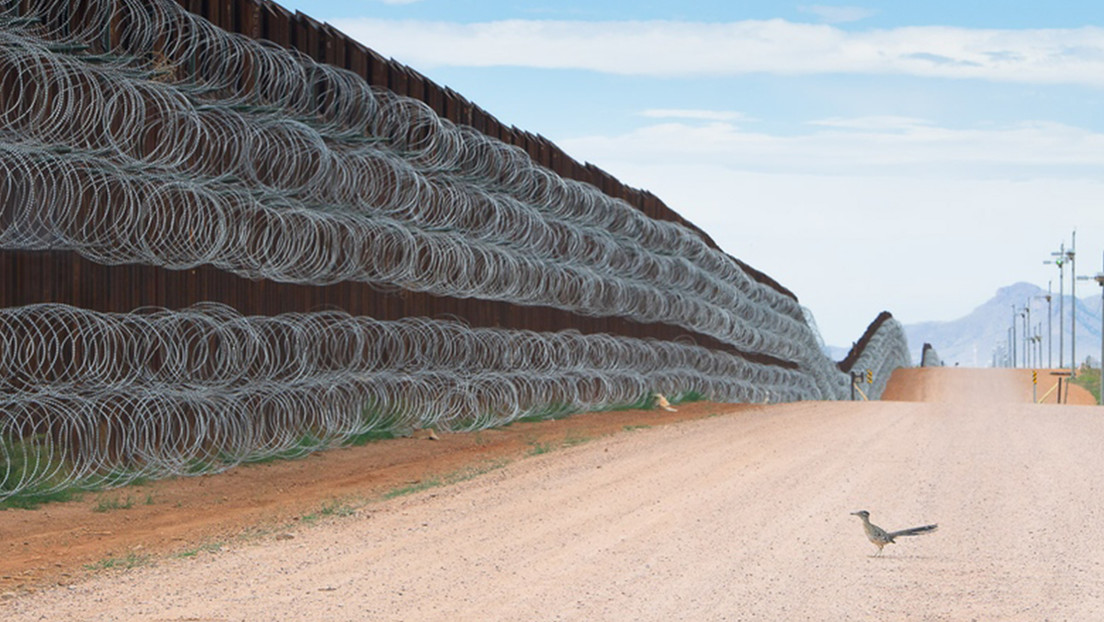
[275,1,1104,350]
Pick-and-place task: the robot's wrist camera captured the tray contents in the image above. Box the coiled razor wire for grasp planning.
[845,317,912,400]
[0,304,819,499]
[920,343,943,367]
[0,1,914,497]
[0,4,817,349]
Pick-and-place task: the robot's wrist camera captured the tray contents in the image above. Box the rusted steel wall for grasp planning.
[838,311,895,373]
[0,250,794,368]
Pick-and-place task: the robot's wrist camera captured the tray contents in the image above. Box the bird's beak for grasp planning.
[849,511,861,516]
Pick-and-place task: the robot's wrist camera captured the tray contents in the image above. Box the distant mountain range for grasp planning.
[897,282,1103,368]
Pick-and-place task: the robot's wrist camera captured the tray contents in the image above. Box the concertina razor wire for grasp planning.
[0,0,911,498]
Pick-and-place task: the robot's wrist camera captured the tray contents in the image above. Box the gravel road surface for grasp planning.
[5,368,1104,621]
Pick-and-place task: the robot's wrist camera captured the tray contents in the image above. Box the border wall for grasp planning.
[0,0,912,500]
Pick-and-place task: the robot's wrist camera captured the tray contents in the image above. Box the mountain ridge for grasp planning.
[828,282,1103,368]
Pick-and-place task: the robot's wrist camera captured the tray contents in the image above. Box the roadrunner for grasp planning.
[850,510,937,556]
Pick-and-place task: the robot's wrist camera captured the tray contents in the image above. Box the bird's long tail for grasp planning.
[889,524,938,538]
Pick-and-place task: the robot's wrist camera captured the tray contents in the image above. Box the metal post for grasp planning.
[1047,246,1066,368]
[1037,323,1043,367]
[1056,244,1065,368]
[1047,282,1053,368]
[1060,246,1066,369]
[1099,254,1104,406]
[1020,304,1028,369]
[1071,230,1077,376]
[1011,304,1018,368]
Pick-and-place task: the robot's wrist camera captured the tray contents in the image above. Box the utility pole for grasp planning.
[1036,323,1043,367]
[1047,244,1066,368]
[1020,307,1028,369]
[1046,282,1053,368]
[1071,230,1077,376]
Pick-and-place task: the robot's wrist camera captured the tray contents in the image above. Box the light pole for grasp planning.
[1033,288,1053,368]
[1071,230,1077,376]
[1046,244,1067,368]
[1044,283,1053,368]
[1036,323,1043,367]
[1020,302,1028,369]
[1011,304,1018,368]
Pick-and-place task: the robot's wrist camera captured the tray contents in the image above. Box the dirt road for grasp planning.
[4,368,1104,620]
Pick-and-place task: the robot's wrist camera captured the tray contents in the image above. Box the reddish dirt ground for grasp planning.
[0,400,745,592]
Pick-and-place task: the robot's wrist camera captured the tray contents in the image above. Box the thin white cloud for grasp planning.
[806,116,934,131]
[560,118,1104,178]
[798,5,877,24]
[640,109,753,122]
[554,129,1104,345]
[330,17,1104,86]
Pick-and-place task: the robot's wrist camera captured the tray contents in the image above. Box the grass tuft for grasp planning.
[93,494,135,513]
[383,459,509,499]
[83,552,150,571]
[173,541,224,559]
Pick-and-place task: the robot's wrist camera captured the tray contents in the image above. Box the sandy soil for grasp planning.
[0,402,738,590]
[3,367,1103,620]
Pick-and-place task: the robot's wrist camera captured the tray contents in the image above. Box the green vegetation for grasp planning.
[0,435,83,510]
[595,393,656,412]
[347,398,413,444]
[526,431,592,456]
[93,494,135,512]
[671,390,707,405]
[245,434,329,464]
[382,459,509,499]
[1072,366,1101,403]
[347,427,401,444]
[1,387,706,511]
[0,485,81,510]
[383,477,444,499]
[83,552,151,571]
[301,498,359,524]
[173,541,224,559]
[562,432,591,448]
[527,441,554,456]
[513,402,575,424]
